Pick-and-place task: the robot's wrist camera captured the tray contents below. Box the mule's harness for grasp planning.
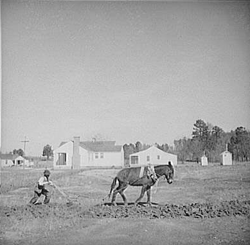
[130,166,159,186]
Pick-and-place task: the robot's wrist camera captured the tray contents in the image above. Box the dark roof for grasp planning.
[80,141,122,152]
[0,154,20,160]
[59,141,122,152]
[59,142,67,147]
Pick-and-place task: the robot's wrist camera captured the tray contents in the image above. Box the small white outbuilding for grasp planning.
[201,155,208,166]
[221,151,233,165]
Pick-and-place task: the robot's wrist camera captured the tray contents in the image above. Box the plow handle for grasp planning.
[53,184,68,198]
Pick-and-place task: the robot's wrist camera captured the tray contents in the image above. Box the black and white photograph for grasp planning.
[0,0,250,244]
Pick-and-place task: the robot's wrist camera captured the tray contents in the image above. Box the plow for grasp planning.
[52,184,75,206]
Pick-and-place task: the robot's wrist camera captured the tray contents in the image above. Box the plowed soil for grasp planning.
[1,200,250,220]
[0,162,250,245]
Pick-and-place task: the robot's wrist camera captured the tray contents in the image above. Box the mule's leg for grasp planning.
[146,186,152,206]
[119,183,128,206]
[111,181,123,206]
[134,185,148,205]
[111,187,119,206]
[112,183,128,206]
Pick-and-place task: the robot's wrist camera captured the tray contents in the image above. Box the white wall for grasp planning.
[85,151,123,167]
[130,146,177,166]
[53,141,73,169]
[1,159,13,167]
[79,147,91,167]
[222,152,232,165]
[201,156,208,166]
[54,141,124,168]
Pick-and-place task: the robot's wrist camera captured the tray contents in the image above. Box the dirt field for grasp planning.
[0,162,250,245]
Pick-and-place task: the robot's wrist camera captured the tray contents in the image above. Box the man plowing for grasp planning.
[29,169,54,205]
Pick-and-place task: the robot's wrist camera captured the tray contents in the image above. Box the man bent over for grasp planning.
[29,169,54,204]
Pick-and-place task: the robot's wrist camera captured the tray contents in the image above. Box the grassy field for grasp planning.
[0,166,83,194]
[0,161,249,245]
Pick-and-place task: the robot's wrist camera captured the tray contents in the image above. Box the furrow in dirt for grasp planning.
[1,200,250,220]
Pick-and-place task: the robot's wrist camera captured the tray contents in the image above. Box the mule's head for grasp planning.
[165,161,174,184]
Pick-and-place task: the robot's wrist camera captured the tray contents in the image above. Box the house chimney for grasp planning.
[72,136,80,169]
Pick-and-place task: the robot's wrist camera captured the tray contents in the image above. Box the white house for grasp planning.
[0,154,29,167]
[129,145,177,166]
[53,137,124,169]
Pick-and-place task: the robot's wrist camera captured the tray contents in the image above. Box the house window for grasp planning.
[95,153,99,159]
[131,156,138,164]
[147,156,150,162]
[157,155,160,160]
[100,153,104,158]
[57,153,66,165]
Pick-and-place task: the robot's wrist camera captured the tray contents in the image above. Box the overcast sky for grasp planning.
[1,0,250,156]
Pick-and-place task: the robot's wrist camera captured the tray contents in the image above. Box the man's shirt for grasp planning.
[38,176,48,186]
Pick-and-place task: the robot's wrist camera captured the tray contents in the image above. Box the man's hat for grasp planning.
[44,169,50,176]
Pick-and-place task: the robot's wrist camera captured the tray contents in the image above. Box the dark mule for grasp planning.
[108,161,174,206]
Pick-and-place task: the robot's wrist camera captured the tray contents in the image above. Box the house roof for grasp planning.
[130,145,176,156]
[220,151,232,155]
[0,154,22,160]
[80,141,122,152]
[59,142,67,147]
[59,140,122,152]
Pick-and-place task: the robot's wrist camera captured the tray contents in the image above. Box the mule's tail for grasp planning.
[168,161,175,178]
[108,176,118,198]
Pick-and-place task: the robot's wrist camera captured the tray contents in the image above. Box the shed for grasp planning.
[201,155,208,166]
[53,137,124,169]
[220,151,232,165]
[129,145,177,166]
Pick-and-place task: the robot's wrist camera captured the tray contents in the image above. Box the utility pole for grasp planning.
[21,136,29,169]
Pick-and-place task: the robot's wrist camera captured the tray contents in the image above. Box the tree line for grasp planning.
[123,119,250,163]
[181,119,250,162]
[9,145,53,160]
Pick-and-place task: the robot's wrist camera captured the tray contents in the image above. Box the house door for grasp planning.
[17,160,22,165]
[57,153,66,165]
